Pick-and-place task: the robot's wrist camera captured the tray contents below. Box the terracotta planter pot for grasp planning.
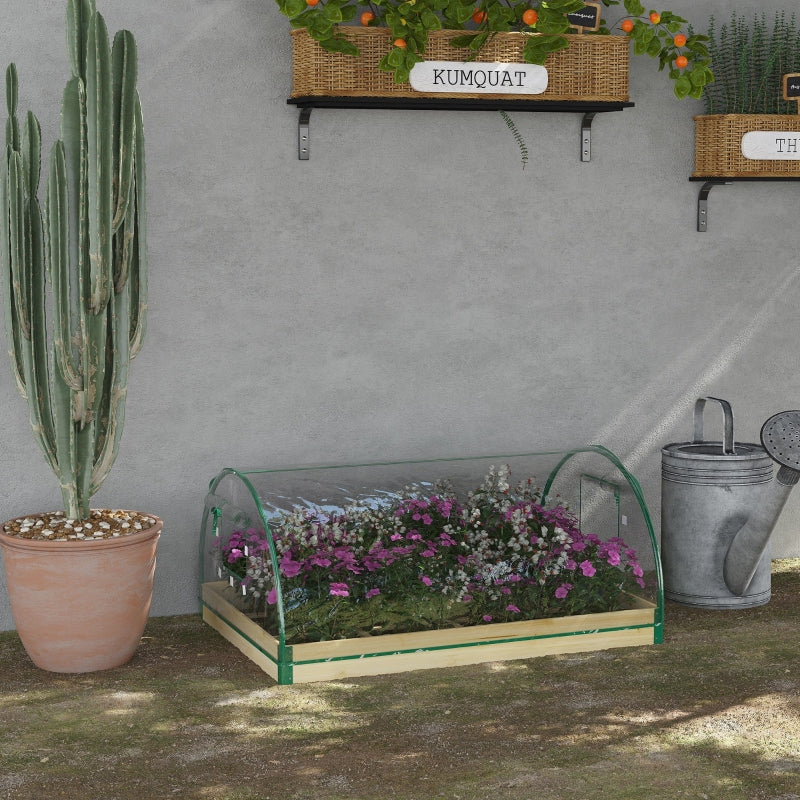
[0,514,162,673]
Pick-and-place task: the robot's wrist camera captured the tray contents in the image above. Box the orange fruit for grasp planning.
[305,0,319,5]
[649,11,661,24]
[620,19,634,33]
[522,9,538,26]
[360,11,375,25]
[472,9,487,23]
[393,38,407,48]
[673,33,687,47]
[674,54,688,68]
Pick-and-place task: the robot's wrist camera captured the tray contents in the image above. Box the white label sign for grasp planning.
[741,131,800,160]
[409,61,548,95]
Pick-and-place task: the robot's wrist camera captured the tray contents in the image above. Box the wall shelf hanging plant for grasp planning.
[691,12,800,231]
[279,0,712,159]
[199,448,663,685]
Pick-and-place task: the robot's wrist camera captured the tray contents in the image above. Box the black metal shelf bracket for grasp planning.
[581,112,596,162]
[690,176,800,232]
[289,98,633,161]
[696,179,729,233]
[298,107,311,160]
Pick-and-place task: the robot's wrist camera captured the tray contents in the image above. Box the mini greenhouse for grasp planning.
[199,447,663,685]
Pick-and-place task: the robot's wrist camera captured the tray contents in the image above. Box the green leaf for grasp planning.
[623,0,645,16]
[421,9,442,29]
[323,4,343,23]
[319,36,359,55]
[673,74,691,98]
[646,37,661,57]
[284,0,306,17]
[386,47,405,67]
[449,33,480,48]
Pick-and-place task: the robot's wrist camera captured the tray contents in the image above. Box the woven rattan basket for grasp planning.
[693,114,800,177]
[290,27,630,102]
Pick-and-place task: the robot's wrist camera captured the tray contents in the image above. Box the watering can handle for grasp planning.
[693,397,735,454]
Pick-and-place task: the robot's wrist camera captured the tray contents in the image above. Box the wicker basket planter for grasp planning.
[290,27,630,103]
[693,114,800,177]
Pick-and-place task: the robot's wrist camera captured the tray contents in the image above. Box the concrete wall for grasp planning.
[1,0,798,630]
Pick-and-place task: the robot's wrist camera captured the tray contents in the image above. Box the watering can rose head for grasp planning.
[276,0,712,97]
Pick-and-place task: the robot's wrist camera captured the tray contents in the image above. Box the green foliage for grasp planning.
[498,109,529,168]
[276,0,712,97]
[703,11,800,115]
[0,0,147,520]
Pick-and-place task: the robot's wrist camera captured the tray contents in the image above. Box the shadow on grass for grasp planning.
[0,562,799,800]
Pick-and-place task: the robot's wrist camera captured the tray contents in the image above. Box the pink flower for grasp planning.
[329,582,350,597]
[462,594,472,603]
[606,549,621,566]
[483,615,493,622]
[421,549,436,558]
[365,588,381,599]
[420,575,432,586]
[633,564,644,577]
[579,560,596,577]
[280,556,302,578]
[421,514,433,525]
[506,604,520,614]
[267,588,277,605]
[555,582,573,599]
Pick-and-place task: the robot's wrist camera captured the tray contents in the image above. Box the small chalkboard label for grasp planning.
[784,73,800,100]
[567,2,602,32]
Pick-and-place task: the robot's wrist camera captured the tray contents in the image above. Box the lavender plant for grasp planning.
[703,11,800,115]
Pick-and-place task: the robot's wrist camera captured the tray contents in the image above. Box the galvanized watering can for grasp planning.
[661,397,800,609]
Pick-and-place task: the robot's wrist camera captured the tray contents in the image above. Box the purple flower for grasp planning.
[420,575,432,587]
[329,582,350,597]
[421,514,433,526]
[280,556,302,578]
[483,615,493,622]
[555,582,573,599]
[506,604,520,614]
[580,560,596,577]
[267,588,277,605]
[365,588,381,600]
[606,549,621,566]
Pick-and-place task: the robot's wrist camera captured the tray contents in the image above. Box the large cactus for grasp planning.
[0,0,147,521]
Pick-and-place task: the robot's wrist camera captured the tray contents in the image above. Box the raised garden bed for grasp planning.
[199,447,663,685]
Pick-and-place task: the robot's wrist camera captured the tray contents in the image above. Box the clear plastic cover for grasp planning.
[200,447,662,652]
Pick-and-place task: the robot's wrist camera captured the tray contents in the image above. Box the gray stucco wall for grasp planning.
[1,0,798,630]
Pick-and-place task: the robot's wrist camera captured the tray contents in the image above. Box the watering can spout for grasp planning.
[723,411,800,596]
[723,465,799,596]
